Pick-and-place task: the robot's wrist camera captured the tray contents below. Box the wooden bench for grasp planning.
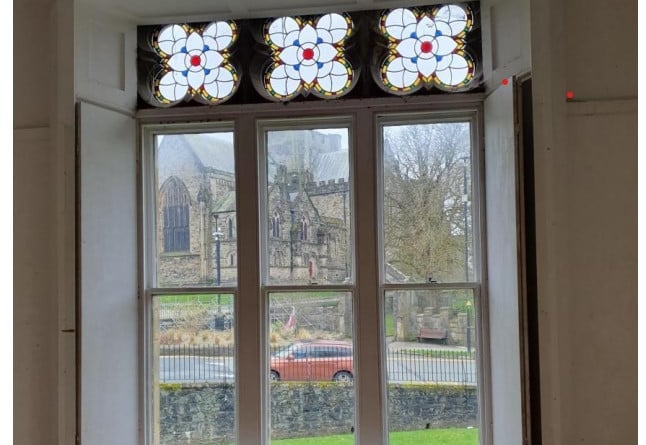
[417,327,448,344]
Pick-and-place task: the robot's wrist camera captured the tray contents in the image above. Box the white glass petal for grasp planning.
[315,43,337,63]
[417,56,437,78]
[395,38,418,58]
[299,24,318,44]
[433,36,458,56]
[167,53,188,72]
[158,72,189,101]
[416,16,436,37]
[316,29,334,44]
[317,61,349,93]
[436,53,452,70]
[203,50,223,69]
[203,67,235,99]
[317,13,350,43]
[279,46,300,65]
[202,36,218,52]
[402,57,418,72]
[203,21,235,50]
[299,63,318,84]
[435,54,469,86]
[435,5,468,36]
[285,64,302,80]
[385,57,418,89]
[170,39,187,55]
[269,65,301,97]
[187,70,205,89]
[384,8,417,40]
[317,60,334,77]
[186,32,204,52]
[435,21,453,38]
[268,17,300,48]
[157,24,186,55]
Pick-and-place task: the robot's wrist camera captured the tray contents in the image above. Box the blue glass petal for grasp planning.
[293,39,300,46]
[436,55,443,62]
[181,46,187,53]
[294,64,300,71]
[317,37,323,44]
[204,68,211,75]
[411,57,418,64]
[435,30,443,37]
[203,45,210,51]
[317,62,324,68]
[410,32,417,39]
[182,70,188,76]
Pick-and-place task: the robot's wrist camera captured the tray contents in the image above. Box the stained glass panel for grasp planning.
[258,13,357,101]
[374,5,476,94]
[140,21,240,107]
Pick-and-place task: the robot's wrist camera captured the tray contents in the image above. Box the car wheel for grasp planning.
[332,371,353,383]
[270,370,280,381]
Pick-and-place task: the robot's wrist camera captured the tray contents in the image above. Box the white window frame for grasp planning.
[138,94,491,445]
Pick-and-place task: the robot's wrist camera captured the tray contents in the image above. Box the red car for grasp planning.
[270,340,354,382]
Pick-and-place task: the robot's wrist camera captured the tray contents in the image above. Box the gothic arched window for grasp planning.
[300,215,309,241]
[160,176,191,252]
[227,217,234,239]
[272,212,281,238]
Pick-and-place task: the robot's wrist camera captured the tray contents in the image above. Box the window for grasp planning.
[143,105,485,445]
[140,6,487,445]
[160,176,191,253]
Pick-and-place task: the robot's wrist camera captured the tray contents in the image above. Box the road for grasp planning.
[159,354,477,385]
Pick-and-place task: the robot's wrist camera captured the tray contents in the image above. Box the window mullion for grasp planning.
[234,114,265,445]
[354,110,387,445]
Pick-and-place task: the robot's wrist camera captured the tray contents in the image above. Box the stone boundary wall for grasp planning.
[158,382,478,445]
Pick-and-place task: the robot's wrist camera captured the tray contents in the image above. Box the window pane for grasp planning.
[263,127,352,285]
[268,292,355,443]
[152,294,236,445]
[384,289,479,445]
[382,121,474,283]
[155,132,238,287]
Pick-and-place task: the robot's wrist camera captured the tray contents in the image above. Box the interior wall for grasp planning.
[13,2,59,445]
[530,0,637,444]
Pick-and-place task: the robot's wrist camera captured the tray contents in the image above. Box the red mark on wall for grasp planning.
[566,91,575,100]
[501,78,509,86]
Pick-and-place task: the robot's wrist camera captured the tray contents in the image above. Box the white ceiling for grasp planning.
[78,0,450,25]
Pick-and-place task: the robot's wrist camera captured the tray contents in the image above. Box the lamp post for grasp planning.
[461,156,469,281]
[213,215,223,308]
[465,300,472,353]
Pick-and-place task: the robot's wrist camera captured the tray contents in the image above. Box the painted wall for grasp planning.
[531,0,637,444]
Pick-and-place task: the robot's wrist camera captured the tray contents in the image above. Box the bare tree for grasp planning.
[383,122,472,282]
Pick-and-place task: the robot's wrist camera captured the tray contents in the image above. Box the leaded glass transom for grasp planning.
[141,21,240,106]
[374,5,476,94]
[258,13,357,101]
[136,4,480,108]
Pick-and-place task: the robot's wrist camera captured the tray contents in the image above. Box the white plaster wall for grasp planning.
[531,0,637,444]
[14,2,60,445]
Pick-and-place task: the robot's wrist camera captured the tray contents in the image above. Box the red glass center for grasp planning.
[190,55,202,67]
[302,48,315,60]
[420,41,433,53]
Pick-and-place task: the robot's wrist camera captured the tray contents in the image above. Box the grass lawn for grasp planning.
[401,349,475,359]
[271,428,478,445]
[384,312,395,337]
[159,294,233,305]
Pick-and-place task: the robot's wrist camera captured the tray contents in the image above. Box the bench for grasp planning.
[417,327,448,344]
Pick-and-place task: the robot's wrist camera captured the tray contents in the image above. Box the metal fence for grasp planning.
[157,344,477,385]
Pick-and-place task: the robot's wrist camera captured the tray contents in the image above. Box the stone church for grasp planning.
[155,130,350,287]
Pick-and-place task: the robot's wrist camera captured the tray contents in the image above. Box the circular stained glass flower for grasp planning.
[261,13,357,101]
[376,5,476,94]
[152,21,239,105]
